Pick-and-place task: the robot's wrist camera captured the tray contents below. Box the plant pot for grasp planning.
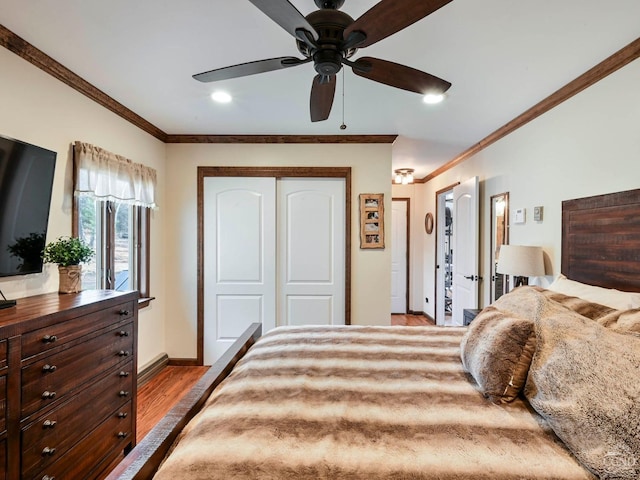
[58,265,82,294]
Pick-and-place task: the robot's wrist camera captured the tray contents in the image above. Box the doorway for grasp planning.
[435,177,479,326]
[435,187,454,326]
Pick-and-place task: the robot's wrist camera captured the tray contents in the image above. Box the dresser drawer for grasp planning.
[33,401,133,480]
[22,364,133,479]
[0,376,5,434]
[21,301,134,359]
[21,322,134,419]
[0,339,6,369]
[0,438,5,480]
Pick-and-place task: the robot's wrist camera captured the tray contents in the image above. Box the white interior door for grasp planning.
[277,178,345,326]
[391,199,408,313]
[203,177,276,365]
[452,176,479,326]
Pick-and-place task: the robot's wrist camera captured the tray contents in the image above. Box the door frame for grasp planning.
[391,197,410,314]
[196,166,352,365]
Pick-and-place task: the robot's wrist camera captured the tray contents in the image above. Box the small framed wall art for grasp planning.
[359,193,385,249]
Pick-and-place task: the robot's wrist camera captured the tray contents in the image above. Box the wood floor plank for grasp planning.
[137,366,209,442]
[391,314,434,326]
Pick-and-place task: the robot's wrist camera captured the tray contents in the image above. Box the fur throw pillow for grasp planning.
[460,306,536,403]
[525,311,640,479]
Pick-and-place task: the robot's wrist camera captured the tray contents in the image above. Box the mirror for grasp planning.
[490,192,509,302]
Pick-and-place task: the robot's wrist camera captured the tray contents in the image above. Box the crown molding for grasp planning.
[421,36,640,183]
[165,134,397,144]
[0,24,168,142]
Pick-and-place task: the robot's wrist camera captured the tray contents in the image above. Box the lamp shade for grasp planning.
[496,245,545,277]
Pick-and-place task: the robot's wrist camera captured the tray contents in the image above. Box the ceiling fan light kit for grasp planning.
[193,0,453,122]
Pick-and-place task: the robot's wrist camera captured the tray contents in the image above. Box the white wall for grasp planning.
[164,143,392,360]
[0,48,167,369]
[415,58,640,317]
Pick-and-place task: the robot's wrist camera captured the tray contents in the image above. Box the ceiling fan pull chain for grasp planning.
[340,70,347,130]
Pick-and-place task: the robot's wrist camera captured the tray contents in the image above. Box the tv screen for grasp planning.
[0,134,56,277]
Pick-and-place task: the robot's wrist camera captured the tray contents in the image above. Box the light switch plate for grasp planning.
[514,208,526,224]
[534,206,543,222]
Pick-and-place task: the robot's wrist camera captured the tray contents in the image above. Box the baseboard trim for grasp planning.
[168,358,201,367]
[137,353,169,387]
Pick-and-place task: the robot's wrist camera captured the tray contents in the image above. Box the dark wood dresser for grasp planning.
[0,290,138,480]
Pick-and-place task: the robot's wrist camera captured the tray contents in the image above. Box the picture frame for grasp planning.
[359,193,385,249]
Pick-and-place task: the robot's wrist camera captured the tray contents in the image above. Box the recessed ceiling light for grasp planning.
[423,93,445,105]
[211,91,232,103]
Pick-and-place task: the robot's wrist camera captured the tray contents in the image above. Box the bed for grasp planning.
[107,188,640,480]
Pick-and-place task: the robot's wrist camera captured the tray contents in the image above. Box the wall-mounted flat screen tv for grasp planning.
[0,134,56,277]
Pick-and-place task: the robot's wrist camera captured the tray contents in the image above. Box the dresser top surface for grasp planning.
[0,290,138,333]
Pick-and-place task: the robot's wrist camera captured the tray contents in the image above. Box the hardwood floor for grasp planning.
[137,365,209,442]
[391,313,435,326]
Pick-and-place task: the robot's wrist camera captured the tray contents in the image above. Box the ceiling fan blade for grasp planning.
[343,0,452,48]
[310,75,336,122]
[352,57,451,95]
[248,0,318,42]
[193,56,309,83]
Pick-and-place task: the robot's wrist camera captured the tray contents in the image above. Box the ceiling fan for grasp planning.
[193,0,453,122]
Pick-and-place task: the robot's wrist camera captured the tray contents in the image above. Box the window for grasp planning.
[75,197,150,297]
[73,142,156,304]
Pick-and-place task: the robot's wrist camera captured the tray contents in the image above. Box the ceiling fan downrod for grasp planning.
[314,0,345,10]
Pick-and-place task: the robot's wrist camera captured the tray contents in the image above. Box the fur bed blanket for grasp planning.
[153,325,594,480]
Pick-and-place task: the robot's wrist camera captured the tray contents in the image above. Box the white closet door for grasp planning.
[391,200,408,313]
[277,178,345,327]
[203,177,276,365]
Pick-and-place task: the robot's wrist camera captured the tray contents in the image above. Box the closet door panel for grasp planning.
[278,178,345,327]
[203,177,276,364]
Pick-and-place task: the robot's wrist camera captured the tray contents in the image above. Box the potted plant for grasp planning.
[43,236,94,293]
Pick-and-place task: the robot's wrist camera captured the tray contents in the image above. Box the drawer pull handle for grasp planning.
[42,391,56,400]
[42,334,58,344]
[119,309,130,316]
[118,330,130,337]
[118,350,130,357]
[42,364,57,373]
[119,371,130,377]
[117,431,128,439]
[118,412,128,418]
[42,476,56,480]
[119,390,129,397]
[42,447,56,456]
[43,420,57,429]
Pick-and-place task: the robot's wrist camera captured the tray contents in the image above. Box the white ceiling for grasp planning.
[2,0,639,178]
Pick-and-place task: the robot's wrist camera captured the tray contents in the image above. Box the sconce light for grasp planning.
[394,168,414,185]
[496,244,545,289]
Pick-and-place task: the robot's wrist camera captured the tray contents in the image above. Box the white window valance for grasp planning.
[73,141,157,208]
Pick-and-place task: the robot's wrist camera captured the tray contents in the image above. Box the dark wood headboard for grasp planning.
[562,188,640,293]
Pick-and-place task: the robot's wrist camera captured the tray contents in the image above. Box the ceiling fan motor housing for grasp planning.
[296,9,357,76]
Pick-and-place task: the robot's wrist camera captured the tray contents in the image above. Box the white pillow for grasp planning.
[548,274,640,310]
